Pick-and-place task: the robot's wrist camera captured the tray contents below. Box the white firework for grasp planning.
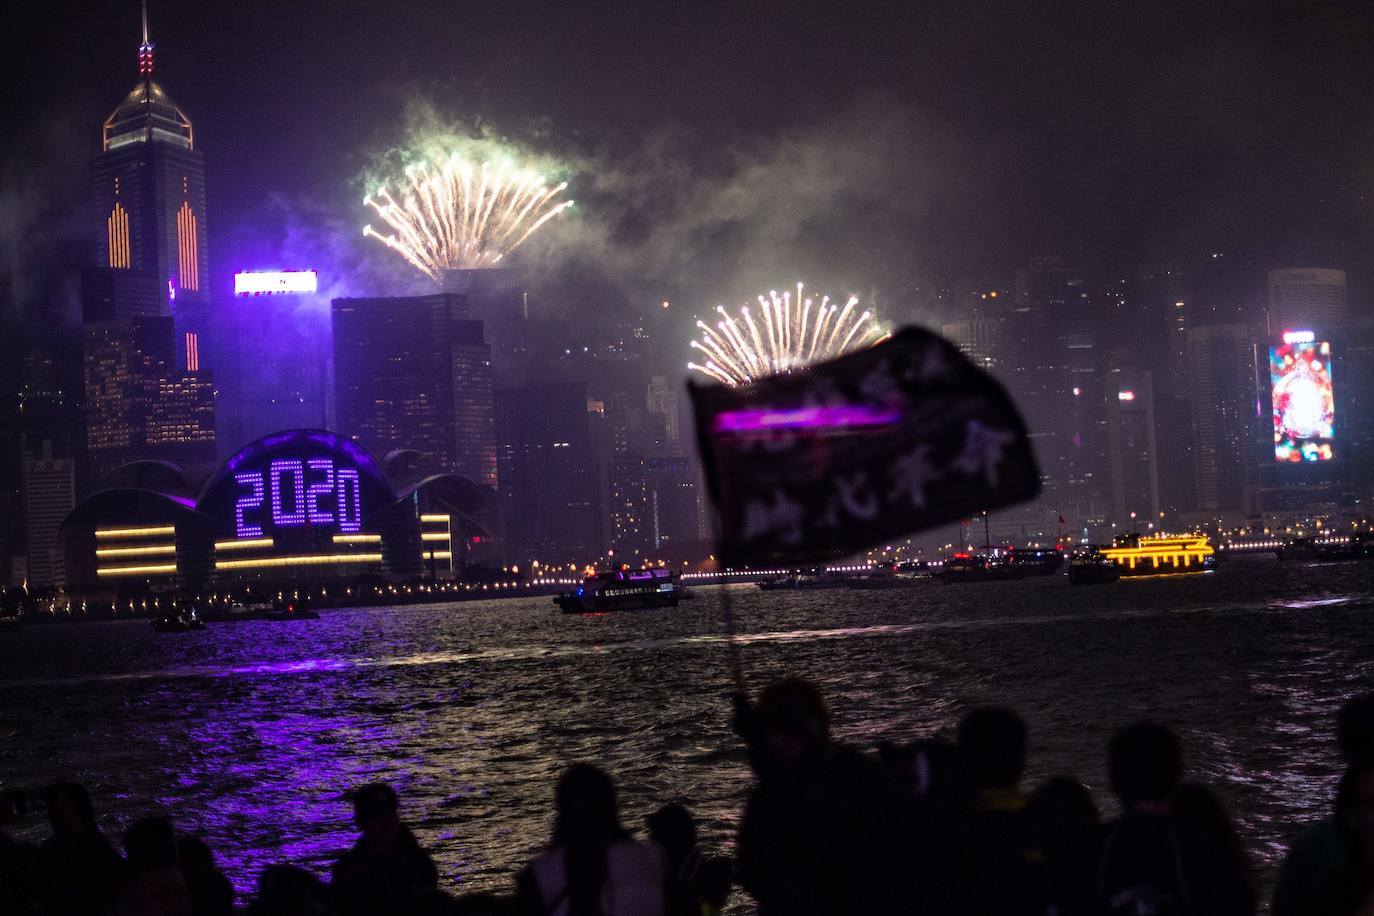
[687,283,887,386]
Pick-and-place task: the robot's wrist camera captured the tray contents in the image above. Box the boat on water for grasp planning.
[554,568,680,614]
[152,607,206,632]
[201,599,319,622]
[1278,534,1374,563]
[1099,533,1216,577]
[758,570,852,591]
[1067,547,1121,585]
[938,547,1063,583]
[847,563,932,589]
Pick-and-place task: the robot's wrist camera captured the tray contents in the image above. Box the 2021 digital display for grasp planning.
[233,458,363,538]
[1270,339,1335,462]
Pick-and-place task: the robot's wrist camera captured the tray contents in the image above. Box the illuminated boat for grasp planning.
[554,568,679,614]
[1278,534,1374,563]
[1099,534,1216,577]
[758,570,851,590]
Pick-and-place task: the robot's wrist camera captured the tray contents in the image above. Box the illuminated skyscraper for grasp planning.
[331,294,495,486]
[23,453,76,590]
[93,5,208,333]
[83,314,216,482]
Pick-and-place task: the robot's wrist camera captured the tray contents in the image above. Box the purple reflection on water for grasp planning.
[714,404,902,433]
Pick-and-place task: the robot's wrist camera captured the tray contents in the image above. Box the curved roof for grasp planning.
[391,473,487,517]
[60,487,204,531]
[197,429,392,505]
[103,79,193,150]
[102,460,200,503]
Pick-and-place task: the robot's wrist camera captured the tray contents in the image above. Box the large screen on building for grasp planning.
[1270,334,1334,462]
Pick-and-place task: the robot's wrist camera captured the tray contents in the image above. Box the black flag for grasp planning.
[689,327,1041,566]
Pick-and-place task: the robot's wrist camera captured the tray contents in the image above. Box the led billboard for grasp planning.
[1270,337,1334,462]
[234,270,318,296]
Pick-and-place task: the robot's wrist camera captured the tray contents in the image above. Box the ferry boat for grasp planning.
[938,547,1062,583]
[1099,533,1216,577]
[1067,547,1120,585]
[1278,534,1374,563]
[758,569,851,591]
[554,568,680,614]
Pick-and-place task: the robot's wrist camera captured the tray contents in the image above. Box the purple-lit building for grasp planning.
[59,429,485,594]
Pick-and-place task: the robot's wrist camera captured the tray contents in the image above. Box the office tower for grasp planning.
[443,269,529,387]
[452,319,497,488]
[1187,325,1262,513]
[495,382,596,564]
[1267,268,1348,333]
[941,317,1002,373]
[646,376,681,447]
[217,279,329,451]
[93,10,207,321]
[1105,368,1161,526]
[1004,258,1111,526]
[81,268,162,323]
[23,452,76,590]
[83,314,216,482]
[332,294,473,473]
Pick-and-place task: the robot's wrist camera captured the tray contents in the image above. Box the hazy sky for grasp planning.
[4,0,1373,330]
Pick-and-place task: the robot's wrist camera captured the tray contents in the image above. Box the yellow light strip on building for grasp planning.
[215,553,383,571]
[95,544,177,558]
[419,514,450,523]
[95,526,176,539]
[420,532,450,542]
[214,538,275,550]
[422,551,453,560]
[332,533,382,543]
[96,564,178,577]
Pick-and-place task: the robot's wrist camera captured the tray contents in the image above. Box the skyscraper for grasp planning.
[1104,367,1161,526]
[93,8,207,323]
[1267,268,1347,334]
[495,382,596,564]
[1186,325,1262,514]
[23,453,76,590]
[331,294,496,485]
[83,314,215,481]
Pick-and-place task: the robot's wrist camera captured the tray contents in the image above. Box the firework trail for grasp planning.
[688,283,887,386]
[363,153,573,279]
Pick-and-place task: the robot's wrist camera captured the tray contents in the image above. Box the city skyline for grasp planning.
[3,1,1374,589]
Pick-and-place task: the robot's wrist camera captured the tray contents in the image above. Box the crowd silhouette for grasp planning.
[3,682,1374,915]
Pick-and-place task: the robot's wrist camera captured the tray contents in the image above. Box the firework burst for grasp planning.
[688,283,887,386]
[363,153,573,279]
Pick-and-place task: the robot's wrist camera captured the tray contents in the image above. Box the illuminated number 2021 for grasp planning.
[234,459,363,538]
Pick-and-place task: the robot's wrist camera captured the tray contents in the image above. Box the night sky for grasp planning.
[4,0,1373,335]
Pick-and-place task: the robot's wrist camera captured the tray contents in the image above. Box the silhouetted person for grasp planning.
[249,865,331,916]
[1023,777,1099,915]
[118,817,192,916]
[1,833,45,916]
[330,783,438,916]
[1174,783,1255,897]
[1310,754,1374,915]
[1085,722,1253,915]
[39,782,121,915]
[734,678,907,916]
[178,836,234,916]
[954,706,1040,915]
[515,764,665,916]
[1275,693,1374,916]
[646,803,730,916]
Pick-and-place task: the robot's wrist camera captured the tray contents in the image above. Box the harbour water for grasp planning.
[2,557,1373,908]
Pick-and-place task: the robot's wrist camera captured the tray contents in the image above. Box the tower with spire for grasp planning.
[93,0,208,319]
[83,1,216,485]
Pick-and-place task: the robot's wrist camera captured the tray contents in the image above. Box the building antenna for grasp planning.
[138,0,155,76]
